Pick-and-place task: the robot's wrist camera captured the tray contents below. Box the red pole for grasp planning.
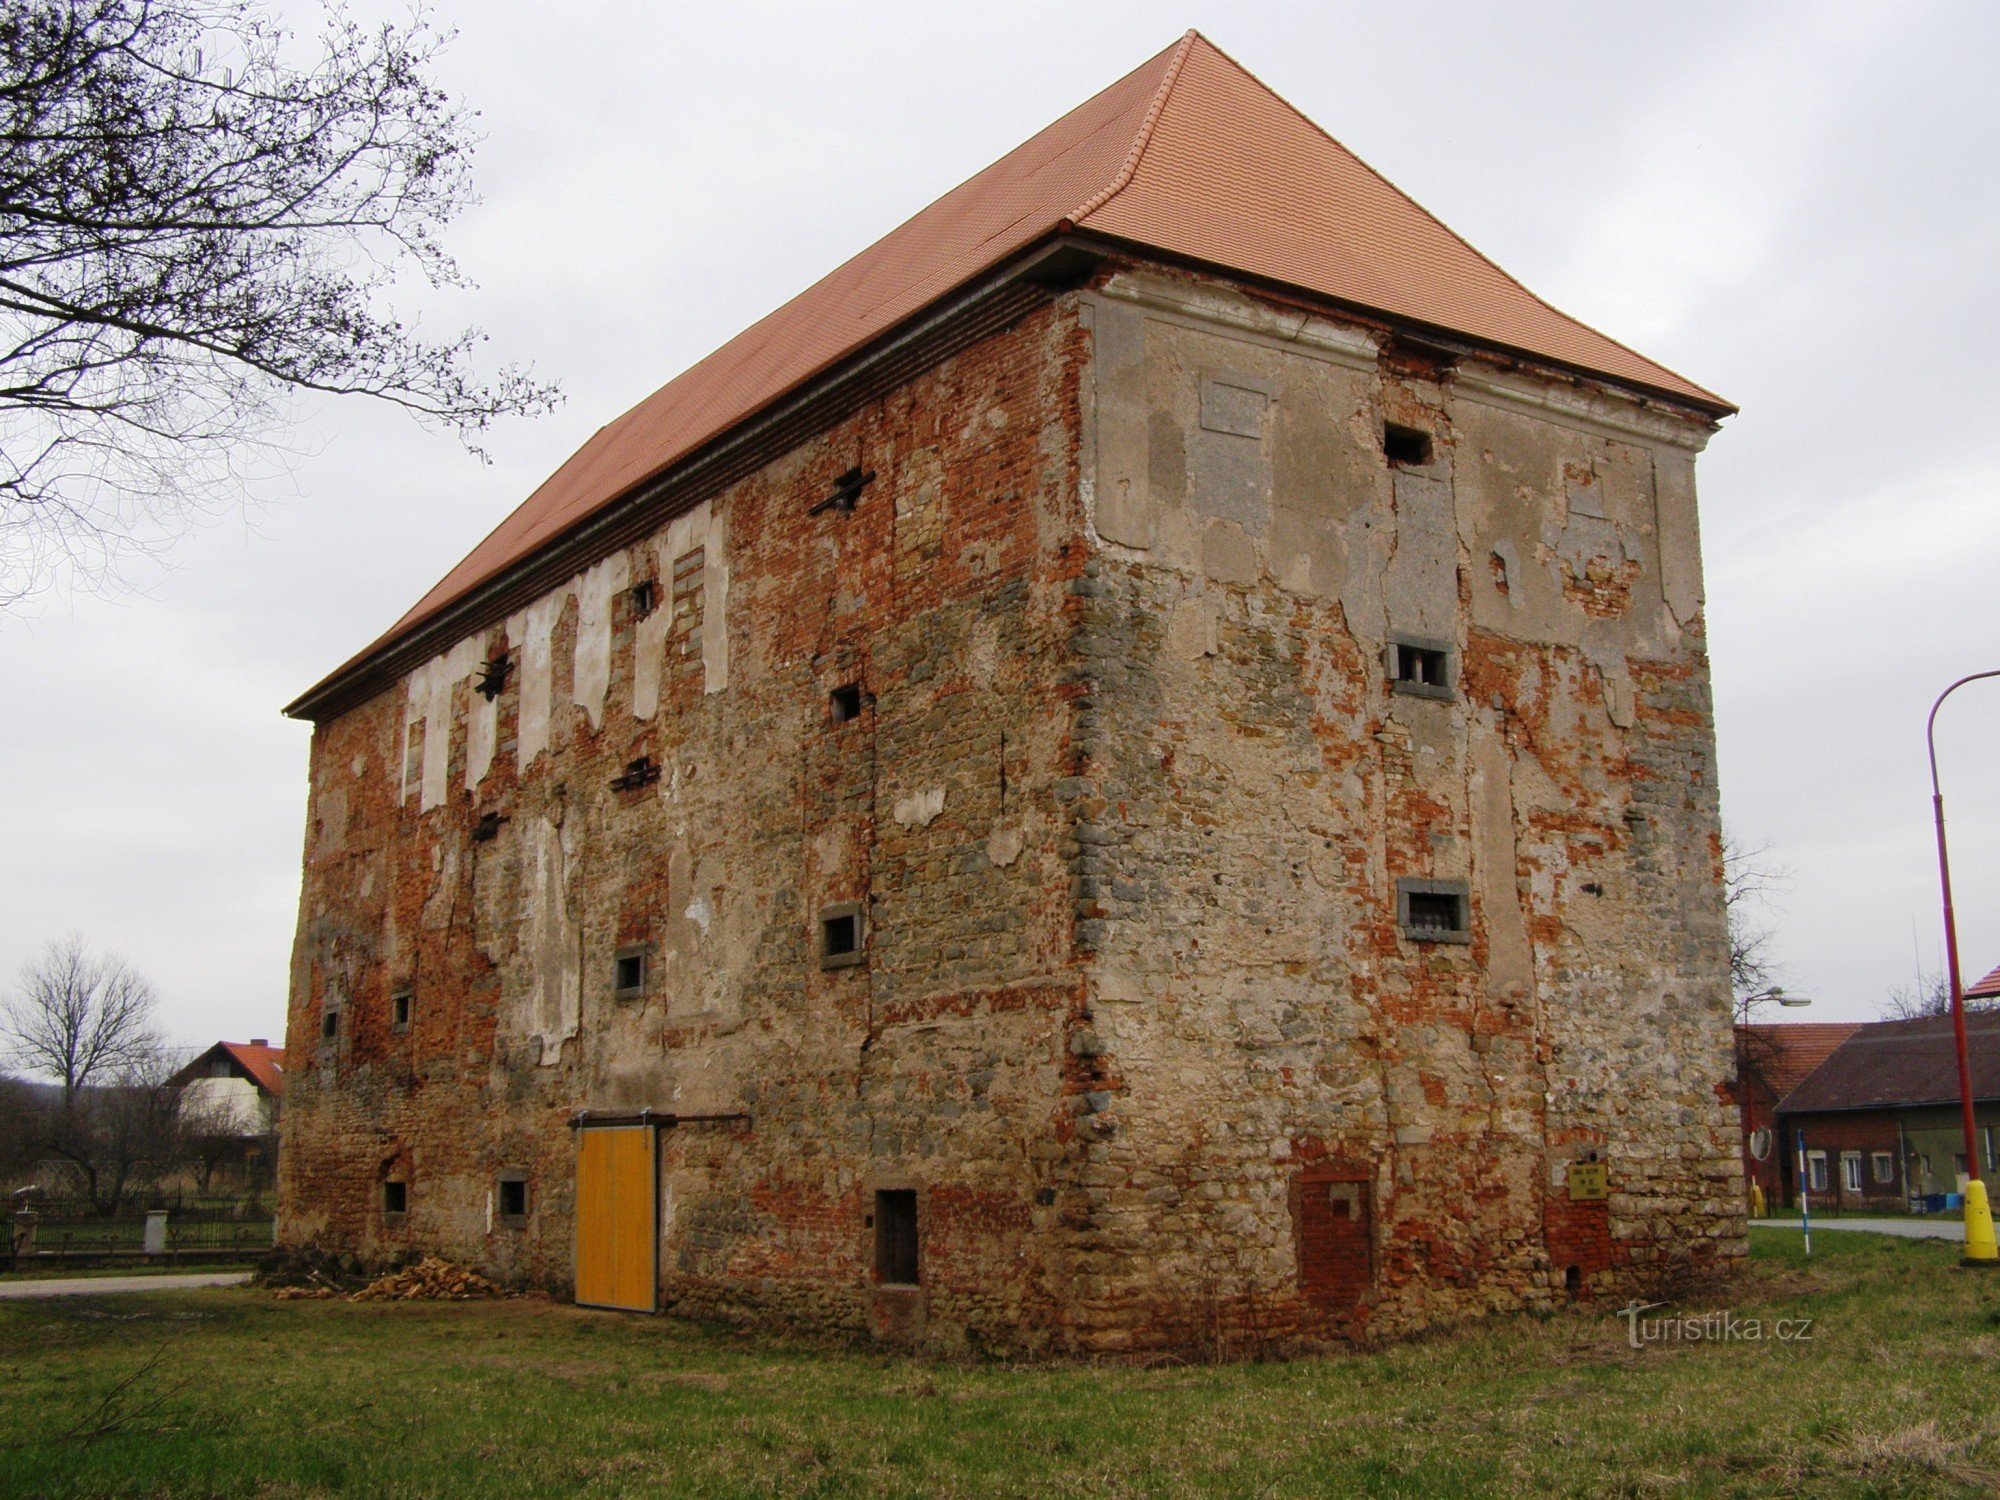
[1926,672,2000,1186]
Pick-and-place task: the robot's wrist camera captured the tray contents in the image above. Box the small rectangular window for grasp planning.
[1396,879,1470,944]
[1383,423,1432,467]
[1840,1152,1862,1193]
[829,683,864,724]
[629,579,658,618]
[391,990,412,1032]
[819,903,864,969]
[1872,1151,1895,1185]
[874,1189,919,1285]
[496,1175,528,1222]
[613,945,648,1000]
[1806,1151,1828,1193]
[321,1008,339,1040]
[1388,637,1453,701]
[382,1180,407,1216]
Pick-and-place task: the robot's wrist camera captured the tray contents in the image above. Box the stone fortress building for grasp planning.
[279,32,1743,1353]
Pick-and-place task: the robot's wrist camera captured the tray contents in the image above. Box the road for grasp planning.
[0,1271,252,1299]
[1751,1217,1965,1241]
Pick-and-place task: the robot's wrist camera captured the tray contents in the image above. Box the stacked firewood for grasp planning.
[347,1255,505,1301]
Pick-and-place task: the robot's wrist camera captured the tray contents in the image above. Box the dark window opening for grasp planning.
[497,1176,528,1221]
[1397,879,1471,944]
[819,903,865,969]
[629,579,658,618]
[1384,423,1432,467]
[382,1180,407,1216]
[874,1189,919,1285]
[1389,639,1451,699]
[321,1009,339,1040]
[1564,1264,1582,1295]
[472,811,506,843]
[611,756,661,792]
[829,684,863,724]
[810,466,876,515]
[613,946,648,1000]
[475,654,513,701]
[391,991,411,1031]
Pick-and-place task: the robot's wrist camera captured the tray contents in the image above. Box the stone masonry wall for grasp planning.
[1065,267,1742,1350]
[281,254,1742,1357]
[280,297,1095,1354]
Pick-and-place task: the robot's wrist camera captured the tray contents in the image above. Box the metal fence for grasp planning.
[7,1210,274,1266]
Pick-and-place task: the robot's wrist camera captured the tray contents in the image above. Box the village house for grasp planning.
[1772,1012,2000,1212]
[278,32,1742,1352]
[1733,1021,1857,1212]
[173,1040,286,1138]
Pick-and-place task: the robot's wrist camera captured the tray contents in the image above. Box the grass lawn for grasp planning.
[1,1229,1996,1498]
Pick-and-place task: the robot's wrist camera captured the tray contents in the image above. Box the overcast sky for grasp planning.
[5,0,1998,1045]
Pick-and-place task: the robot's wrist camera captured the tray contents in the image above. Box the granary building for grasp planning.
[279,32,1742,1352]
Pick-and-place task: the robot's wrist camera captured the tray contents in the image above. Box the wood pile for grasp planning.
[348,1255,504,1302]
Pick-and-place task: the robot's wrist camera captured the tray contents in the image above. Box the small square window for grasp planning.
[613,945,648,1000]
[321,1009,339,1040]
[1384,423,1432,467]
[390,991,411,1032]
[874,1188,919,1285]
[1397,879,1470,944]
[382,1180,407,1217]
[1871,1151,1895,1185]
[829,683,864,724]
[819,903,865,969]
[629,579,658,618]
[496,1175,528,1222]
[1388,637,1453,701]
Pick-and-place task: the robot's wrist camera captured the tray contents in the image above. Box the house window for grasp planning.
[819,902,865,969]
[496,1173,528,1225]
[1872,1151,1895,1185]
[1806,1151,1828,1193]
[874,1189,919,1285]
[390,990,412,1032]
[382,1180,408,1217]
[829,683,864,724]
[321,1008,339,1041]
[1396,879,1470,944]
[1387,636,1453,701]
[1840,1152,1862,1194]
[613,945,648,1001]
[1986,1127,1997,1173]
[1383,422,1432,467]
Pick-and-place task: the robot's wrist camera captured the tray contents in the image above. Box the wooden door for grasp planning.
[575,1124,657,1311]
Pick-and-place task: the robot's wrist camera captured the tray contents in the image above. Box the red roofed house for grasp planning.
[173,1040,285,1137]
[278,32,1739,1352]
[1774,1014,2000,1211]
[1734,1023,1858,1210]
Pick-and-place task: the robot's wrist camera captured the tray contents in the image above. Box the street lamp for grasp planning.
[1926,673,2000,1268]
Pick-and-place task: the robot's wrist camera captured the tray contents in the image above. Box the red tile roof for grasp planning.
[1777,1015,2000,1113]
[1736,1023,1860,1104]
[174,1040,285,1097]
[299,30,1730,707]
[1965,962,2000,1001]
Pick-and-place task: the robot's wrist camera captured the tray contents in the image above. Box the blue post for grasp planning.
[1796,1128,1812,1257]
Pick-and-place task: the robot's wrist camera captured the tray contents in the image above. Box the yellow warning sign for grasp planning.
[1567,1160,1608,1202]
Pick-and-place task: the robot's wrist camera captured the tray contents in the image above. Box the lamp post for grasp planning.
[1925,673,2000,1267]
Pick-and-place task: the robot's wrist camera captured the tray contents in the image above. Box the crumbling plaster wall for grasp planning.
[1067,268,1740,1348]
[280,299,1095,1350]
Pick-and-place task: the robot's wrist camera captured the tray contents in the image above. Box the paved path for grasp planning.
[0,1271,251,1299]
[1752,1217,1965,1241]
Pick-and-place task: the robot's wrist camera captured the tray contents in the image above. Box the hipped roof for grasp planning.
[1737,1023,1861,1103]
[297,30,1730,711]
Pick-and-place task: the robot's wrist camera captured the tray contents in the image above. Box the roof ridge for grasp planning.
[1066,29,1198,225]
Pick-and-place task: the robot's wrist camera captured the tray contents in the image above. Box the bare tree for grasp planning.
[1881,965,1955,1021]
[2,935,160,1106]
[32,1049,187,1215]
[1,0,561,602]
[1724,834,1793,1023]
